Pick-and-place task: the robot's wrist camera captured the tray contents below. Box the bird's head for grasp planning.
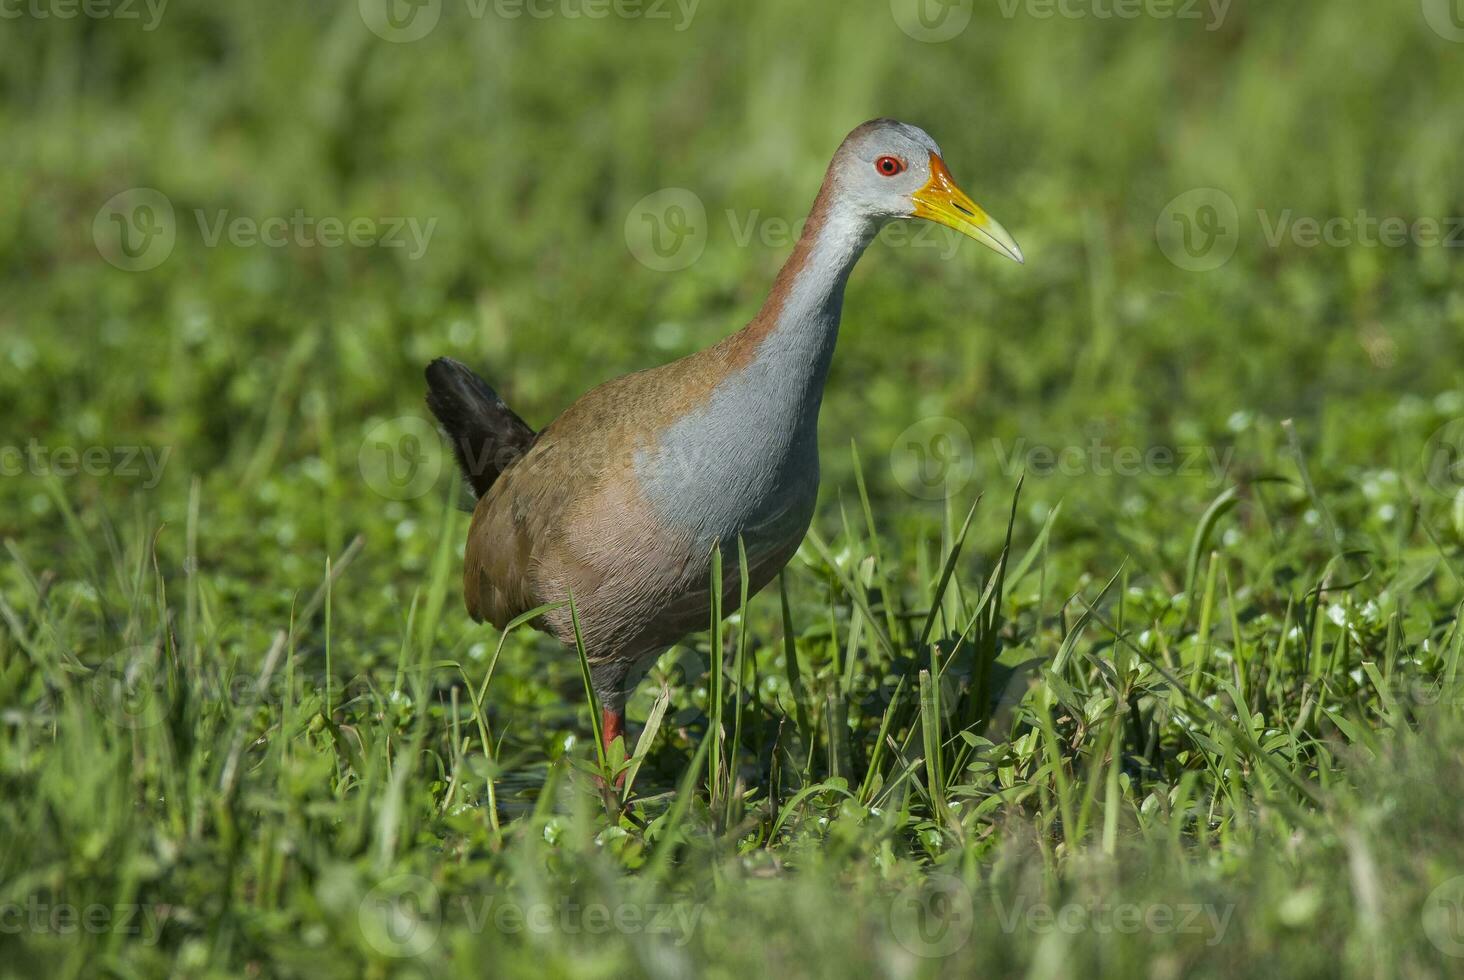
[831,118,1023,264]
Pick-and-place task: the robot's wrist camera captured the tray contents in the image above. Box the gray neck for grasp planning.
[747,201,878,410]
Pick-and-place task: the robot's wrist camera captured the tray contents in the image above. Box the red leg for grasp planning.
[601,708,626,790]
[601,707,624,746]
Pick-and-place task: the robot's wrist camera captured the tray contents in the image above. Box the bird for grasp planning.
[425,118,1022,780]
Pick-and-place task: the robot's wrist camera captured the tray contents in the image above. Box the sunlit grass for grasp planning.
[2,1,1464,976]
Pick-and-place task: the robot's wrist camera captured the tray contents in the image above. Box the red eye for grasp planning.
[875,155,905,176]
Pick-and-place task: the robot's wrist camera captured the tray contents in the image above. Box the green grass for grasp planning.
[3,1,1464,976]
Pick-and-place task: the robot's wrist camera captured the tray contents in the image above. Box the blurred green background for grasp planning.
[3,1,1464,975]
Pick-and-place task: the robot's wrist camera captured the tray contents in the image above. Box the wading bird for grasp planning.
[426,119,1021,779]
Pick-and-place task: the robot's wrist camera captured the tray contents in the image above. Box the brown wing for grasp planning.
[460,335,756,637]
[461,364,675,630]
[462,442,568,628]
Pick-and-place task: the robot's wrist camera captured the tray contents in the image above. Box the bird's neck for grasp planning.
[735,184,876,390]
[756,195,877,354]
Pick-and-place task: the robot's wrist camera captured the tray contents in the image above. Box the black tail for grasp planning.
[425,357,536,499]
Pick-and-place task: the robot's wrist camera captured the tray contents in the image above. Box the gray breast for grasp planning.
[634,353,824,564]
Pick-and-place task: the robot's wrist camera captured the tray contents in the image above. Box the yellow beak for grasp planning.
[911,154,1024,264]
